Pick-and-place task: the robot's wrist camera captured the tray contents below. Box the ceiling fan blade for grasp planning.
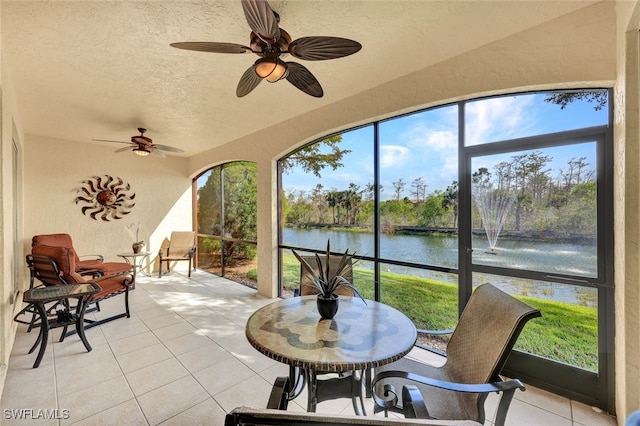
[93,139,131,145]
[151,149,166,158]
[154,144,184,153]
[114,146,132,153]
[236,66,263,97]
[241,0,280,44]
[285,62,323,98]
[288,37,362,61]
[170,42,254,54]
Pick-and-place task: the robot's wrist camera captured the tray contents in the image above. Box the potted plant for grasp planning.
[127,221,145,253]
[292,239,365,320]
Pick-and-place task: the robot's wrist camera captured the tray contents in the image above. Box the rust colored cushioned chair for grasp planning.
[372,284,541,426]
[28,244,133,331]
[32,233,131,278]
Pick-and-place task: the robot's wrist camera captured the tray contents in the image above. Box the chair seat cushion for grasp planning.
[93,262,132,276]
[77,259,104,270]
[377,357,479,421]
[92,276,129,300]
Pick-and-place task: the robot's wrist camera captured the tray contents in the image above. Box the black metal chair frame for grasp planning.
[15,254,132,340]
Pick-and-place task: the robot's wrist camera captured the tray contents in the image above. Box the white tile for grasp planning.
[116,342,173,374]
[193,357,256,396]
[163,332,213,356]
[176,342,231,373]
[58,375,134,424]
[571,400,617,426]
[136,375,210,425]
[68,399,147,426]
[158,398,227,426]
[109,330,160,355]
[125,357,189,396]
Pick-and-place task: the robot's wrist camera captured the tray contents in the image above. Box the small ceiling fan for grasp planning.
[170,0,362,98]
[93,128,184,157]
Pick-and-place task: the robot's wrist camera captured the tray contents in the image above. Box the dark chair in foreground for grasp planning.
[24,245,133,333]
[224,376,482,426]
[372,283,541,426]
[158,231,196,278]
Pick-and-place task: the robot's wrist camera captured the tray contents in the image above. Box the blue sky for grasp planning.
[281,92,608,200]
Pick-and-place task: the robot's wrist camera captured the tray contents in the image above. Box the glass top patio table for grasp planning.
[245,295,417,414]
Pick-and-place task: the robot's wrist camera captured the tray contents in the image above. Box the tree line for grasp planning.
[284,152,596,236]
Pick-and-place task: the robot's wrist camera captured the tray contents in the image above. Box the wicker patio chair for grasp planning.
[372,283,541,426]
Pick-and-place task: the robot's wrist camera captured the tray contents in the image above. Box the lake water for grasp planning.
[283,228,598,306]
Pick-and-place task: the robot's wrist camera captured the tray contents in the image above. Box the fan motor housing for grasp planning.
[250,28,292,57]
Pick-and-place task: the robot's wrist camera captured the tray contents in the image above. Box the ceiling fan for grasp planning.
[93,128,184,157]
[170,0,362,98]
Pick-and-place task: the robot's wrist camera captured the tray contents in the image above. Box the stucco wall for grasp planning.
[23,135,193,273]
[616,1,640,420]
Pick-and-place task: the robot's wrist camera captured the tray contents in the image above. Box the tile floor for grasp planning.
[1,271,618,425]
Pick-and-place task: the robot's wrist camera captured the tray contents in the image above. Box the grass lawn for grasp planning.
[282,254,598,371]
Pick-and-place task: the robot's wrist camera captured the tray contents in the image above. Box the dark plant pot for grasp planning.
[132,242,145,253]
[317,294,339,320]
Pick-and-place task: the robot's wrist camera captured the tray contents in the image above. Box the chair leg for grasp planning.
[158,259,162,278]
[188,258,192,277]
[124,285,130,318]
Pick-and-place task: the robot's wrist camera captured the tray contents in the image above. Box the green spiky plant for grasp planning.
[291,239,366,303]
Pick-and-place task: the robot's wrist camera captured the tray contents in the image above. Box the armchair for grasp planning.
[32,233,131,278]
[158,231,196,278]
[372,283,541,426]
[27,244,132,331]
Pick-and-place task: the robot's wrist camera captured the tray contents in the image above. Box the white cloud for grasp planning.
[465,95,537,145]
[380,145,410,168]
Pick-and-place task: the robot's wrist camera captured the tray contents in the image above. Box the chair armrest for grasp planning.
[373,370,525,394]
[78,254,104,262]
[372,371,525,426]
[79,269,104,279]
[417,328,455,336]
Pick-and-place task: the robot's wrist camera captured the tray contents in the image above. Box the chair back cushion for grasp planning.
[444,284,541,385]
[31,245,85,284]
[168,231,196,257]
[32,233,81,263]
[299,255,354,297]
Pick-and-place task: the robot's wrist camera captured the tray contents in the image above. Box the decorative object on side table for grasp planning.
[127,221,145,253]
[292,239,365,320]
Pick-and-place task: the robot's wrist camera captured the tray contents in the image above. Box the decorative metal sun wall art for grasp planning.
[75,175,136,221]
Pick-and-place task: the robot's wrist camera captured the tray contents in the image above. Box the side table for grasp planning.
[21,283,100,368]
[117,251,151,282]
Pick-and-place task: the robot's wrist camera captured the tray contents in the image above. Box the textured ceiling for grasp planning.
[1,1,599,157]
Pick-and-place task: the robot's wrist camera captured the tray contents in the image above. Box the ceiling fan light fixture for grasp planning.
[254,57,287,82]
[133,147,151,157]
